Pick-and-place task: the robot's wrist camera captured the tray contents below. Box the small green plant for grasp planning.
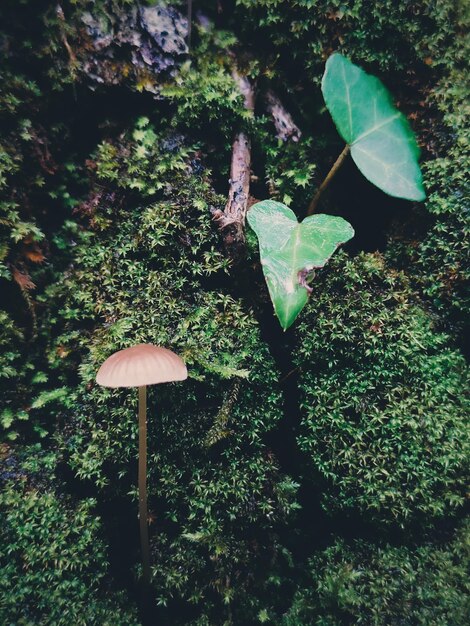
[249,53,425,329]
[247,201,354,330]
[317,53,425,206]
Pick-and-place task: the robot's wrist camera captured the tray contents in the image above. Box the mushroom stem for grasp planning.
[138,385,151,585]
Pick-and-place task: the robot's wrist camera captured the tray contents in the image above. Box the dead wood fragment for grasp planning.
[213,70,254,253]
[12,266,38,337]
[232,69,255,112]
[265,90,301,142]
[12,267,35,291]
[213,131,252,247]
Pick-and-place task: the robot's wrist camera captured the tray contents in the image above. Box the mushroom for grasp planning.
[96,343,187,585]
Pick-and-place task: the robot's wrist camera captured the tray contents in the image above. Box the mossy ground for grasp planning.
[0,1,469,624]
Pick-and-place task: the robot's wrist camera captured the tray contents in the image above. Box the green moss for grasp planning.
[284,518,470,625]
[387,59,470,322]
[0,445,138,626]
[233,0,460,77]
[295,253,469,525]
[161,26,248,144]
[38,120,299,617]
[0,73,45,283]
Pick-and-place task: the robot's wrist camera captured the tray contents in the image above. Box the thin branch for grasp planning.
[307,144,350,215]
[56,4,77,66]
[278,367,300,384]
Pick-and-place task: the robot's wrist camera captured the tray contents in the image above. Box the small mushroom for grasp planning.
[96,344,187,585]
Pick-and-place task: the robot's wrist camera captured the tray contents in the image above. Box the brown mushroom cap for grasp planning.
[96,344,188,388]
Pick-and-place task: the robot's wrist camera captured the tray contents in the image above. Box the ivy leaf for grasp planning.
[322,53,425,201]
[247,200,354,330]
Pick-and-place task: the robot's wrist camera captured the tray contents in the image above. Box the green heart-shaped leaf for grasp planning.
[322,53,425,201]
[248,200,354,330]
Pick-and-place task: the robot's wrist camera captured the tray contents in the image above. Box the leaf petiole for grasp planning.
[307,144,350,215]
